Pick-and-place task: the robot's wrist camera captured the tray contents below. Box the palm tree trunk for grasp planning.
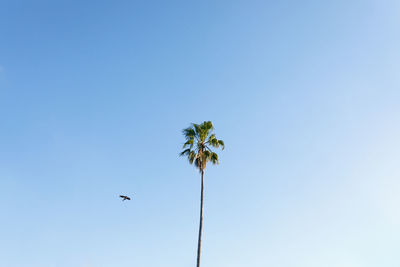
[196,169,204,267]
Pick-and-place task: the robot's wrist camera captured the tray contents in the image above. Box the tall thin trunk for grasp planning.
[196,169,204,267]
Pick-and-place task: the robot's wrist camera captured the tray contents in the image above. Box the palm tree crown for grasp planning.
[180,121,225,170]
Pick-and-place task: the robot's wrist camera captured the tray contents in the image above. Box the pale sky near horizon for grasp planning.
[1,0,400,266]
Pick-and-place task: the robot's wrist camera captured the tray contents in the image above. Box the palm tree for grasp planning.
[180,121,225,267]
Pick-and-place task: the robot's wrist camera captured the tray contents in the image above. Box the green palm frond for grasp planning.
[183,128,195,140]
[210,152,219,164]
[203,150,210,159]
[180,148,191,156]
[188,150,197,164]
[218,140,225,150]
[207,134,216,141]
[207,134,224,150]
[183,139,194,149]
[193,123,201,135]
[210,137,218,147]
[194,158,200,169]
[204,121,214,131]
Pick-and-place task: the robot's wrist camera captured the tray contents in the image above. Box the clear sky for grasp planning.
[1,0,400,266]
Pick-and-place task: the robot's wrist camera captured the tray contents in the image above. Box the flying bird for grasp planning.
[119,195,131,201]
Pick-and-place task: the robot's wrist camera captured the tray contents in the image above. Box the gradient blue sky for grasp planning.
[1,0,400,266]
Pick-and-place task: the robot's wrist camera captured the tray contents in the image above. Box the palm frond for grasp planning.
[206,134,216,144]
[183,127,196,140]
[180,148,191,157]
[204,121,214,131]
[218,139,225,150]
[182,139,194,149]
[203,150,211,159]
[188,151,197,164]
[194,158,200,169]
[192,123,201,136]
[210,138,219,148]
[207,135,223,149]
[210,152,219,164]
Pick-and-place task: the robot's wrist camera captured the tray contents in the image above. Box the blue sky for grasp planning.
[1,0,400,266]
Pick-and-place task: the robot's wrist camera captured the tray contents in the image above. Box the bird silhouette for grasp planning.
[119,195,131,201]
